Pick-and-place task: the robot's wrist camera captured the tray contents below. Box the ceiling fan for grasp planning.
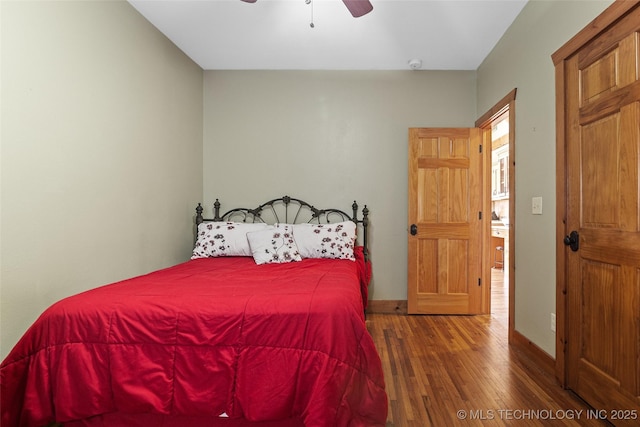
[239,0,374,18]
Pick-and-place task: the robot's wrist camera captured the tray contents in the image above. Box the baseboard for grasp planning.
[511,329,555,375]
[366,300,408,315]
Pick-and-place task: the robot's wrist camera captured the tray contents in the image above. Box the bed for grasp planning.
[1,196,387,427]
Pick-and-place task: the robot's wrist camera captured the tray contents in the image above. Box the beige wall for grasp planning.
[477,0,614,356]
[0,0,204,358]
[203,70,478,301]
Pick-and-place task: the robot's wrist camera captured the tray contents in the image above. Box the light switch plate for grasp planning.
[532,197,543,215]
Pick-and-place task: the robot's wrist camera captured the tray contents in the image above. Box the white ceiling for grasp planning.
[128,0,528,71]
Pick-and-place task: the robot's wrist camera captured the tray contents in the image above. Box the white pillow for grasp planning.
[191,222,271,259]
[292,221,356,261]
[246,224,302,265]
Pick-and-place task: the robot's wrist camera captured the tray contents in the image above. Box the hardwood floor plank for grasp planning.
[369,270,610,426]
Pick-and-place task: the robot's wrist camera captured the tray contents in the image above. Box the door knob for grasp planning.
[563,230,579,252]
[410,224,418,235]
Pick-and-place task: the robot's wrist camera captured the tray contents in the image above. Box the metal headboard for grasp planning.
[195,195,369,260]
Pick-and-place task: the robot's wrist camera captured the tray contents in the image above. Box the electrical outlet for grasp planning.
[551,313,556,332]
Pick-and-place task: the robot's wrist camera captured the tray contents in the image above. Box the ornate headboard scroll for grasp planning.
[195,196,369,260]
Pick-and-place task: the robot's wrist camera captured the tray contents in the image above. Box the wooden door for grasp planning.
[408,128,486,314]
[554,2,640,423]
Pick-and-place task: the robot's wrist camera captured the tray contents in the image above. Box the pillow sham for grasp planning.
[246,224,302,265]
[292,221,356,261]
[191,221,271,259]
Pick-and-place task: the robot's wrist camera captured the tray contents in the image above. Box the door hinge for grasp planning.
[479,211,482,220]
[478,278,482,286]
[479,144,483,153]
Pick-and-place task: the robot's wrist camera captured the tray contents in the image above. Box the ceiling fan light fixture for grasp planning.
[408,59,422,70]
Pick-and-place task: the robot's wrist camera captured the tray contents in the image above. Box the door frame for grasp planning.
[475,88,517,343]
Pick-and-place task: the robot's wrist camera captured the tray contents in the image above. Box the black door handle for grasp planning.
[410,224,417,236]
[563,230,579,252]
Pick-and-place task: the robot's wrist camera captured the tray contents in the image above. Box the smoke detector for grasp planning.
[408,59,422,70]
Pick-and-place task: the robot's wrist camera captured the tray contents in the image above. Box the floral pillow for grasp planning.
[246,224,302,265]
[191,222,271,259]
[292,221,356,261]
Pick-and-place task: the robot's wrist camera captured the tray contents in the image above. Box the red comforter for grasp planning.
[1,249,386,427]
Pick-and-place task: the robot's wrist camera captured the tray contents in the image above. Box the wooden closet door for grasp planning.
[556,2,640,423]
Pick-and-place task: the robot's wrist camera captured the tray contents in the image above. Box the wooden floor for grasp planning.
[368,269,610,426]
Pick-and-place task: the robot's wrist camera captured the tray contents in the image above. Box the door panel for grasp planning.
[408,128,486,315]
[561,7,640,422]
[567,101,640,416]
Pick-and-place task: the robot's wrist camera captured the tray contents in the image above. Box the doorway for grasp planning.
[407,90,516,318]
[489,112,510,327]
[476,89,516,341]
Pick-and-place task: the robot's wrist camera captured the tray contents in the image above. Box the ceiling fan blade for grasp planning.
[239,0,372,18]
[342,0,373,17]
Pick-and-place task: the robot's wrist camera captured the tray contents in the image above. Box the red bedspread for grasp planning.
[1,249,386,427]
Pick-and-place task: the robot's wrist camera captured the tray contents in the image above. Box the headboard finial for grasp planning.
[213,199,222,221]
[195,203,204,226]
